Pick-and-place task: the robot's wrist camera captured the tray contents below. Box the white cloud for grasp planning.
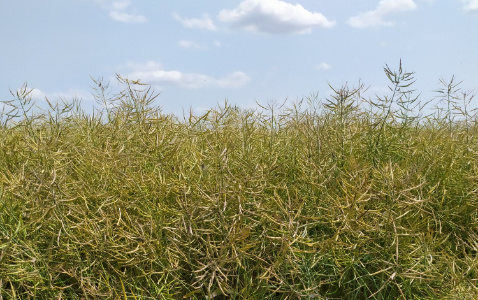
[125,61,250,89]
[315,62,331,70]
[90,0,126,9]
[173,13,217,31]
[178,40,207,50]
[29,88,94,103]
[216,72,251,88]
[91,0,147,23]
[218,0,335,35]
[177,40,222,50]
[110,0,130,11]
[348,0,417,28]
[110,11,147,23]
[462,0,478,12]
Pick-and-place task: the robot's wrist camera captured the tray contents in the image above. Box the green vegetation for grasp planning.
[1,62,477,299]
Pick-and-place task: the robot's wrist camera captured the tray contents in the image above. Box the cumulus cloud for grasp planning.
[125,61,250,89]
[462,0,478,12]
[110,11,146,23]
[216,72,252,88]
[315,62,331,70]
[348,0,417,28]
[178,40,221,50]
[28,88,94,103]
[218,0,335,34]
[173,13,217,31]
[178,40,206,50]
[110,0,130,10]
[92,0,147,23]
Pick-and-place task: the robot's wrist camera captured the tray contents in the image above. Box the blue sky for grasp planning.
[1,0,477,116]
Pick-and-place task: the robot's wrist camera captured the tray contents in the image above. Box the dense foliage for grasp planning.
[1,64,477,299]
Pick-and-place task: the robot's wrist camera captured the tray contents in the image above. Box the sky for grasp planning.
[1,0,477,116]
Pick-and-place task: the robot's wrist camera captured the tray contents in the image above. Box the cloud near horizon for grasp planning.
[92,0,147,23]
[110,11,147,23]
[462,0,478,12]
[125,61,250,89]
[315,62,331,70]
[178,40,207,50]
[218,0,335,34]
[173,13,217,31]
[27,88,94,103]
[348,0,417,28]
